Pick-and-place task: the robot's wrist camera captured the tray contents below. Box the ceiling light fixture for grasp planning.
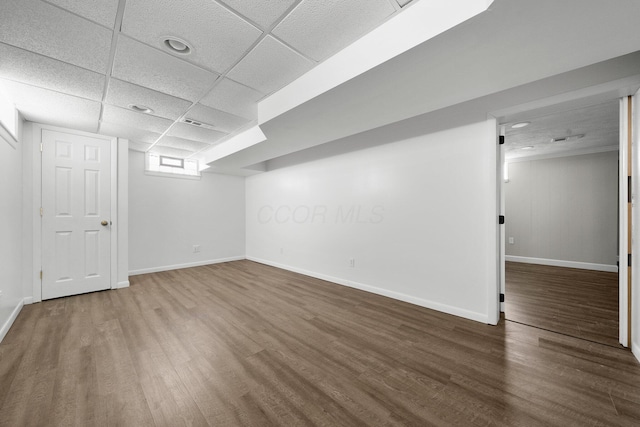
[511,121,531,129]
[551,134,584,143]
[163,37,192,55]
[128,104,154,114]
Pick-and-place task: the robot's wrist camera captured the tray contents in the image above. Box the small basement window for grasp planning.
[145,152,200,179]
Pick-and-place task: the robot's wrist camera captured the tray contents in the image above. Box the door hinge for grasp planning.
[500,293,505,303]
[499,215,505,225]
[499,135,505,145]
[40,207,43,217]
[628,254,632,267]
[40,270,43,280]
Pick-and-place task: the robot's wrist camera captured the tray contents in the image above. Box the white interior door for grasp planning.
[41,129,112,300]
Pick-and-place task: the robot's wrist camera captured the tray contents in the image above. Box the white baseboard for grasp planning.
[0,299,24,344]
[115,280,130,289]
[505,255,618,273]
[23,296,34,305]
[633,341,640,365]
[247,256,489,324]
[129,256,245,276]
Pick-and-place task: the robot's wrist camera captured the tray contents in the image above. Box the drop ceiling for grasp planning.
[0,0,411,159]
[504,100,620,161]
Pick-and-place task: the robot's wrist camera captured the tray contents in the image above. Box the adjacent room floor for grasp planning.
[1,260,639,426]
[505,261,619,347]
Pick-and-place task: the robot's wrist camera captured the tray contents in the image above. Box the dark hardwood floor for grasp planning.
[1,260,639,426]
[505,261,619,347]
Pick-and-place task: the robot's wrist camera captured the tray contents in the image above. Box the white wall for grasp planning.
[505,151,618,270]
[0,117,23,342]
[246,120,498,324]
[128,151,246,274]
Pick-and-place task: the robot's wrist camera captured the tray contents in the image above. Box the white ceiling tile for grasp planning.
[0,79,100,132]
[0,43,105,101]
[128,141,153,152]
[273,0,396,61]
[169,123,227,144]
[121,0,262,74]
[102,105,174,134]
[185,104,249,133]
[0,0,112,73]
[227,36,314,95]
[112,36,218,102]
[149,145,196,158]
[218,0,298,29]
[46,0,120,28]
[156,136,210,152]
[98,122,162,144]
[106,79,192,120]
[200,78,263,120]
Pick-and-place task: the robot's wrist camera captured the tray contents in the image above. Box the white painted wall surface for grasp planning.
[0,117,23,342]
[246,120,498,324]
[128,151,246,274]
[505,152,618,268]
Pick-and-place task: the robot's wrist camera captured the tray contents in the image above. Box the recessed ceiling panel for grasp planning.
[98,122,162,144]
[218,0,298,29]
[273,0,396,61]
[1,79,101,132]
[112,36,218,101]
[121,0,262,73]
[46,0,120,28]
[186,104,249,133]
[102,105,173,134]
[149,145,196,159]
[200,78,263,120]
[227,36,314,95]
[169,122,227,144]
[0,0,112,73]
[105,79,192,120]
[0,43,105,101]
[156,136,210,152]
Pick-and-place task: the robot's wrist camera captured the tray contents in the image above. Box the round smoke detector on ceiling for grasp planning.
[163,37,192,55]
[511,121,531,129]
[128,104,154,114]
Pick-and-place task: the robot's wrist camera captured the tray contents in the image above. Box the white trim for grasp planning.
[23,297,34,305]
[620,97,630,347]
[116,280,130,289]
[143,170,200,180]
[0,299,23,343]
[633,340,640,364]
[110,137,118,290]
[128,256,245,276]
[247,256,490,324]
[505,255,618,273]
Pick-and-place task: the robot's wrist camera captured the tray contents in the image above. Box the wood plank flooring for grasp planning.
[1,260,639,426]
[505,262,619,347]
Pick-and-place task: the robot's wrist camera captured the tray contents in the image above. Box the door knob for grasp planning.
[101,220,109,226]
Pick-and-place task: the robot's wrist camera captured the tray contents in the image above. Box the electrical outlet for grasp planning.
[508,237,514,244]
[349,258,355,268]
[193,245,201,253]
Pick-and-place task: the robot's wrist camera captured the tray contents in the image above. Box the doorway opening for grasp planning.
[500,99,622,347]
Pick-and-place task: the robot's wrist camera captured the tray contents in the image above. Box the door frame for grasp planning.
[30,124,121,302]
[493,93,633,347]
